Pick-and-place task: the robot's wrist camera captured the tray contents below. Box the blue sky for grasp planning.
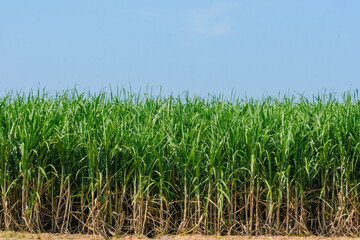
[0,1,359,98]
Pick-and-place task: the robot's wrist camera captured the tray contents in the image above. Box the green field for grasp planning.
[1,90,360,237]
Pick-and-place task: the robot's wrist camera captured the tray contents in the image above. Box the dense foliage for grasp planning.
[1,90,360,236]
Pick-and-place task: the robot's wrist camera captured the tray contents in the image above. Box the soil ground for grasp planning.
[0,232,359,240]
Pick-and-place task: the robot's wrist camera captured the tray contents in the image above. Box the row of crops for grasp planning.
[0,90,360,236]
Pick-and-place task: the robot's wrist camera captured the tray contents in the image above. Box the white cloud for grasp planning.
[188,2,239,36]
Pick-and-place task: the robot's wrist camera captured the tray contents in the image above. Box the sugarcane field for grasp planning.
[1,90,360,238]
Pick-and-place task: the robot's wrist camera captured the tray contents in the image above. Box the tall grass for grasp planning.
[0,89,360,236]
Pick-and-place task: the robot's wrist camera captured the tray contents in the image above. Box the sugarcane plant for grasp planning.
[0,89,360,237]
